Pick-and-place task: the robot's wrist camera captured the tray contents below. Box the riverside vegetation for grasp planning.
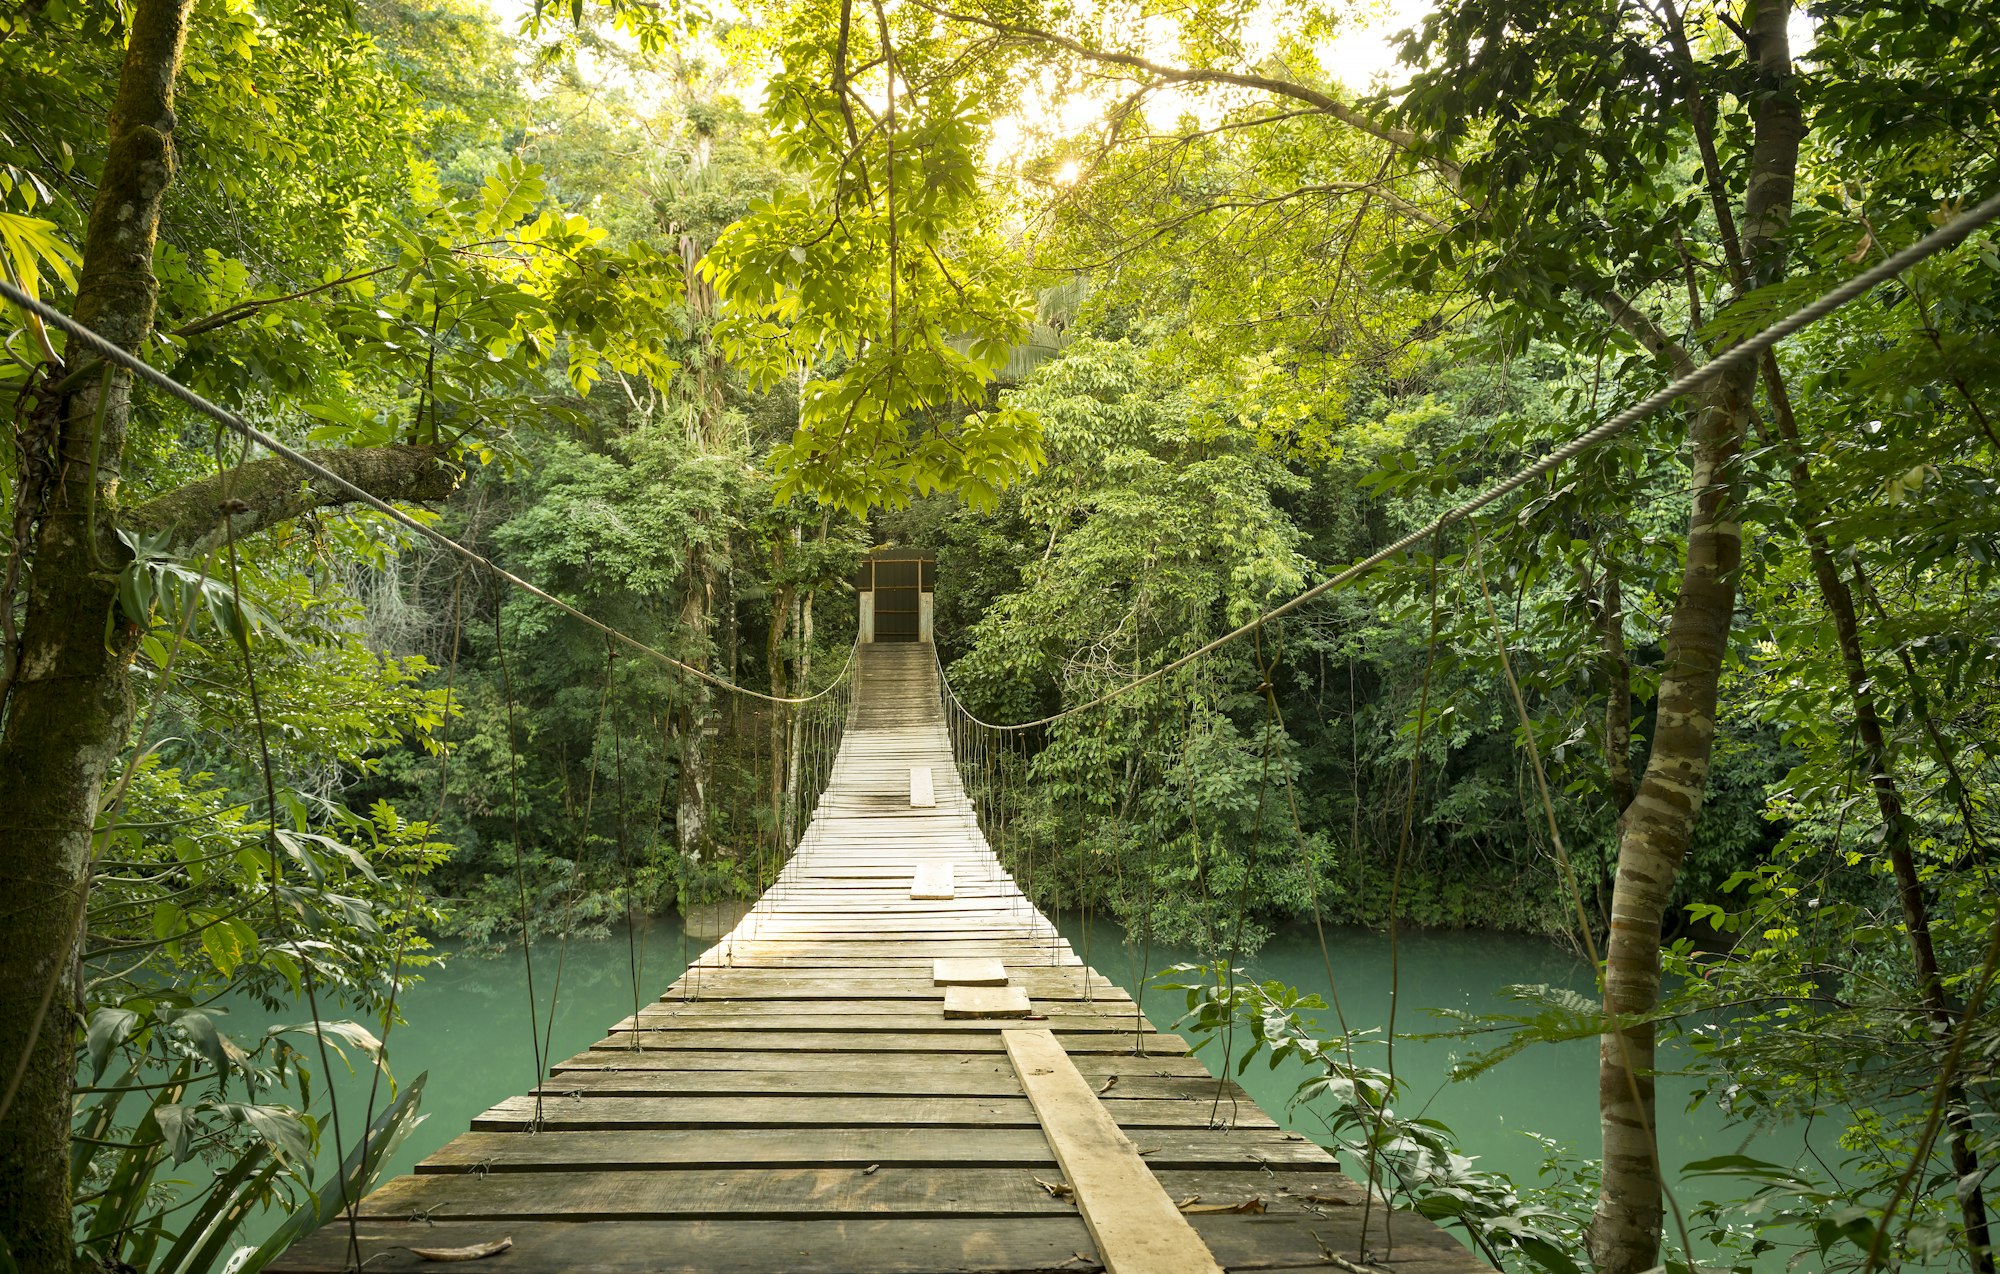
[0,0,1995,1268]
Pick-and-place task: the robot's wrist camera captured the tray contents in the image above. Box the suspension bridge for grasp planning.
[5,187,2000,1274]
[270,642,1482,1273]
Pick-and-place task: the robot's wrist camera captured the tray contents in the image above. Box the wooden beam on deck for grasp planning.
[1004,1028,1225,1274]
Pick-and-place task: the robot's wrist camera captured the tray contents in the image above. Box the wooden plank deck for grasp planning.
[273,643,1487,1273]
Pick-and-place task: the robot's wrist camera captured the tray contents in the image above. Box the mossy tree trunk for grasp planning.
[0,2,460,1262]
[0,0,198,1261]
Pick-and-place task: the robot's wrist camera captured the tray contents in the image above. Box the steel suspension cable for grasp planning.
[0,277,852,709]
[923,188,2000,730]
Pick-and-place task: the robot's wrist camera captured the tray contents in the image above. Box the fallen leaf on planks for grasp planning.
[861,1164,881,1176]
[1136,1146,1162,1156]
[1096,1074,1118,1095]
[407,1236,514,1262]
[1298,1192,1356,1206]
[1179,1198,1266,1215]
[1034,1177,1075,1199]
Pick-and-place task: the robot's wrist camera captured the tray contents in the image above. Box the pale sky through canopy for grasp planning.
[983,0,1431,176]
[481,0,1434,172]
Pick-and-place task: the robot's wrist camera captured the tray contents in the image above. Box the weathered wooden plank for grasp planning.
[655,972,1122,1000]
[474,1093,1275,1131]
[274,1218,1102,1274]
[934,957,1009,986]
[548,1050,1214,1080]
[585,1030,1190,1055]
[910,861,956,899]
[530,1068,1264,1105]
[271,1210,1482,1274]
[611,1010,1145,1034]
[415,1127,1333,1172]
[711,949,1040,965]
[348,1166,1357,1221]
[1005,1028,1223,1274]
[943,986,1032,1019]
[632,999,1133,1020]
[911,765,936,807]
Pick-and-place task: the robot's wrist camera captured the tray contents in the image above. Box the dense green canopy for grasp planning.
[1,0,1996,1269]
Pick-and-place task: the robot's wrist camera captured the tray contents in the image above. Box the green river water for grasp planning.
[211,915,1818,1265]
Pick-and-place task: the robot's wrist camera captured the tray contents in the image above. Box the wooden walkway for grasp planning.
[275,644,1485,1273]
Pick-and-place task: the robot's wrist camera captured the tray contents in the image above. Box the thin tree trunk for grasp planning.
[676,542,715,857]
[786,584,814,848]
[1589,5,1800,1269]
[724,560,739,731]
[0,0,196,1262]
[1589,376,1752,1273]
[1759,373,1995,1270]
[766,532,794,855]
[1593,566,1635,817]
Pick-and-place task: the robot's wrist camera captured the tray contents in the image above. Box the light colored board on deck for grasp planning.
[910,765,935,807]
[650,973,1122,1000]
[910,861,955,899]
[942,985,1031,1019]
[630,1001,1122,1021]
[1004,1027,1225,1274]
[934,957,1008,986]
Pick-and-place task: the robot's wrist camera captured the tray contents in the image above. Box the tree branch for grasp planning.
[123,444,462,556]
[1588,285,1698,377]
[169,265,399,338]
[903,0,1428,156]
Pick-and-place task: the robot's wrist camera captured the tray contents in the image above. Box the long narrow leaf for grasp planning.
[224,1071,428,1273]
[155,1146,281,1274]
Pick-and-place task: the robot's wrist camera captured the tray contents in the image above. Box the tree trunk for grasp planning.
[0,0,196,1263]
[785,585,814,848]
[765,532,795,863]
[676,541,715,857]
[1595,569,1635,819]
[0,12,478,1262]
[1759,371,1995,1270]
[1589,376,1751,1273]
[125,445,457,553]
[723,560,739,730]
[1589,4,1800,1269]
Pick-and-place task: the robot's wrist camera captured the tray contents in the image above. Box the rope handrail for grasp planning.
[931,188,2000,731]
[0,275,856,707]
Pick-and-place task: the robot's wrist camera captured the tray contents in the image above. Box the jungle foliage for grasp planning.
[1,0,1997,1268]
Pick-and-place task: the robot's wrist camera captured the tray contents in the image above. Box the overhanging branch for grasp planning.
[904,0,1429,156]
[124,444,462,556]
